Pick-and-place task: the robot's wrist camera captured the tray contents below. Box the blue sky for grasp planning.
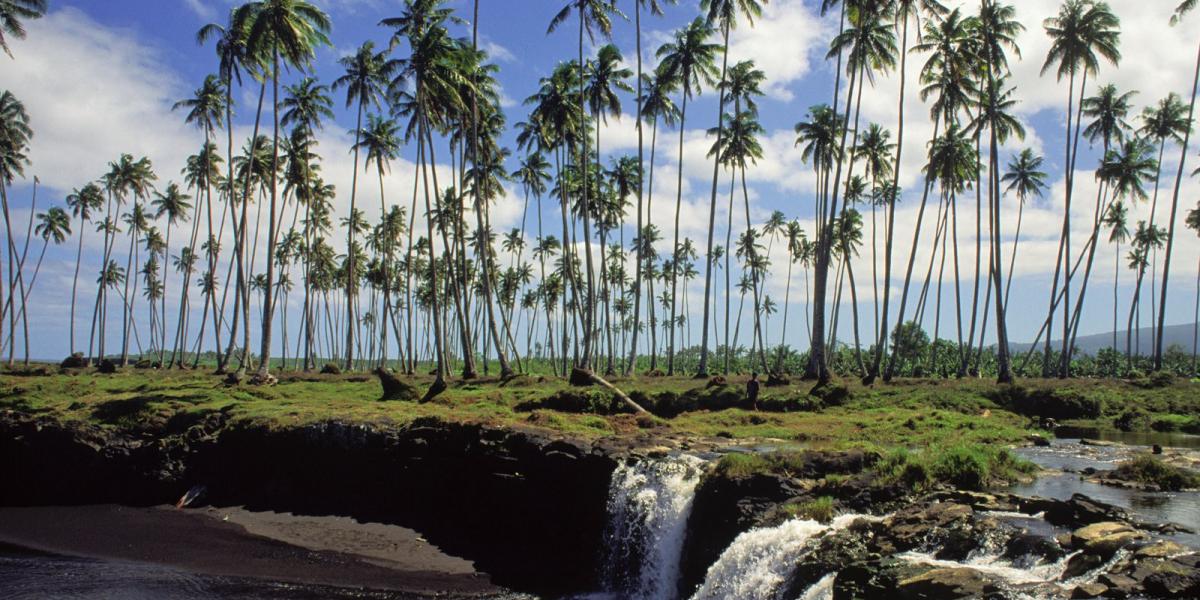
[1,0,1198,360]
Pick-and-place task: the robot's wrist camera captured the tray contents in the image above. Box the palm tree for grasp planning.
[1186,200,1200,374]
[0,90,33,364]
[999,149,1047,308]
[353,114,401,367]
[280,76,333,370]
[173,74,227,368]
[633,67,679,371]
[1041,0,1121,378]
[1155,1,1199,369]
[151,182,192,367]
[1063,83,1138,369]
[710,109,767,373]
[812,0,896,383]
[776,220,805,372]
[1103,200,1130,351]
[0,0,45,57]
[626,0,677,376]
[696,0,765,377]
[65,183,104,356]
[548,0,626,375]
[867,0,946,384]
[1100,137,1159,361]
[238,0,331,380]
[853,122,894,341]
[656,16,719,375]
[197,11,254,372]
[334,44,393,370]
[883,8,973,382]
[585,42,632,373]
[22,207,70,340]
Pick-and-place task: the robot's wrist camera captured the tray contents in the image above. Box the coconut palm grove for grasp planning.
[0,0,1199,388]
[5,2,1200,599]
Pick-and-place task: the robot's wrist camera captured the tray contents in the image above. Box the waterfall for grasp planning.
[601,455,706,600]
[689,514,868,600]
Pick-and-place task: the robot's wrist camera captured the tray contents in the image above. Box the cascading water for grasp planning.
[796,572,836,600]
[689,514,869,600]
[600,455,707,600]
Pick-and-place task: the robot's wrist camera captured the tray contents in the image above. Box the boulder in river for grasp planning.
[1071,522,1148,558]
[897,567,998,599]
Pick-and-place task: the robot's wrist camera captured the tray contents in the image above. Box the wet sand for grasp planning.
[0,504,504,596]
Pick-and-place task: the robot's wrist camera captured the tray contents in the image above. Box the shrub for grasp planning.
[1111,455,1200,491]
[712,453,769,479]
[873,445,1033,492]
[1114,408,1151,432]
[987,386,1102,420]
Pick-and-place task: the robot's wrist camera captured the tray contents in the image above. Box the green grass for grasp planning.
[784,496,835,523]
[2,369,1196,454]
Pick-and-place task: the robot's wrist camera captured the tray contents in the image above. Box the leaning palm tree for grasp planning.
[1155,0,1200,369]
[1102,201,1130,351]
[656,16,719,376]
[695,0,765,377]
[65,183,104,356]
[1101,137,1159,361]
[999,149,1048,309]
[0,0,45,58]
[548,0,626,375]
[20,207,70,357]
[1040,0,1121,378]
[237,0,331,381]
[333,40,395,371]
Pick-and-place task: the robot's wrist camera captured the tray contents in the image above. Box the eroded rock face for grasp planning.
[897,567,999,599]
[1071,522,1149,559]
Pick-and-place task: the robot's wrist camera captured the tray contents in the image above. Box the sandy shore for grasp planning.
[0,504,504,596]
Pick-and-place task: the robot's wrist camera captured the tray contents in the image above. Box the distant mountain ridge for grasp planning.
[1010,322,1198,356]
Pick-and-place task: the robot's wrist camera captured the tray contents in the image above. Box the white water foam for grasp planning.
[796,572,837,600]
[602,455,707,600]
[690,514,870,600]
[899,549,1081,586]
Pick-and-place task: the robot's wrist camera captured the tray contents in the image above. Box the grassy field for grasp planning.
[3,367,1197,451]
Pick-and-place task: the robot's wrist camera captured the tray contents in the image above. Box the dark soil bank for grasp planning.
[0,411,624,596]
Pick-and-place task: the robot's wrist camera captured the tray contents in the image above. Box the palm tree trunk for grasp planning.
[667,91,688,375]
[698,24,732,377]
[70,215,86,355]
[1155,39,1200,370]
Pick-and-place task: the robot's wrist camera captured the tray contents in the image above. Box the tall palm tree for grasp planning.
[238,0,331,380]
[1186,200,1200,374]
[356,114,401,367]
[776,220,805,372]
[853,122,894,341]
[626,0,677,376]
[1040,0,1121,378]
[1100,137,1159,360]
[710,109,767,373]
[1102,200,1130,351]
[173,74,227,368]
[548,0,626,375]
[696,0,764,377]
[656,16,719,375]
[1155,0,1199,369]
[811,0,895,383]
[151,182,192,367]
[867,0,947,384]
[633,66,679,371]
[999,149,1047,308]
[197,11,254,372]
[0,0,44,57]
[65,183,104,356]
[280,76,333,371]
[585,42,632,373]
[0,90,33,364]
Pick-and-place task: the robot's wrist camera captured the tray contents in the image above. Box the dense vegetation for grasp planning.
[0,0,1199,398]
